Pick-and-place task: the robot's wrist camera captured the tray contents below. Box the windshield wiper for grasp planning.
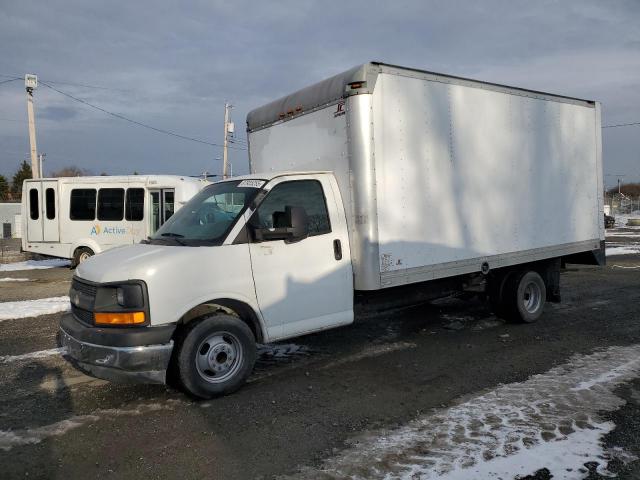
[159,232,187,246]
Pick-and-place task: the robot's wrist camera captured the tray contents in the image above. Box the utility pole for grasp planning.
[222,102,234,179]
[38,152,46,178]
[25,74,39,179]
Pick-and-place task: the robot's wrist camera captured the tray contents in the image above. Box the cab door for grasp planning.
[247,175,353,340]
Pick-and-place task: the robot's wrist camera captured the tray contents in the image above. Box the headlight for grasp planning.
[93,282,147,326]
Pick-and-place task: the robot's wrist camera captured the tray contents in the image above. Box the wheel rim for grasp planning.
[522,281,543,314]
[195,332,243,384]
[79,252,91,262]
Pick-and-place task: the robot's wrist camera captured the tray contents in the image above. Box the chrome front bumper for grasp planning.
[60,327,174,384]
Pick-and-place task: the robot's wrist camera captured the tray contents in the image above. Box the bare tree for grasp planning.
[50,165,90,178]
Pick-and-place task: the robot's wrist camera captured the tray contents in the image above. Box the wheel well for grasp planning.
[177,299,264,343]
[487,258,561,303]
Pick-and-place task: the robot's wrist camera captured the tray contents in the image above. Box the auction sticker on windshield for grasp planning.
[237,180,265,188]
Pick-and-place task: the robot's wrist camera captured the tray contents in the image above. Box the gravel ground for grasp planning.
[0,231,639,479]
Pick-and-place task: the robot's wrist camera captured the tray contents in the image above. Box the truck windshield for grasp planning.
[149,180,262,246]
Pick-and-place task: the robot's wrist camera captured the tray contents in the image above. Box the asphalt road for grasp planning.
[1,231,640,479]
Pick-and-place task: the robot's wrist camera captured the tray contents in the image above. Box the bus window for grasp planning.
[29,189,39,220]
[70,189,97,220]
[151,191,161,234]
[163,190,174,223]
[45,188,56,220]
[125,188,144,221]
[97,188,125,221]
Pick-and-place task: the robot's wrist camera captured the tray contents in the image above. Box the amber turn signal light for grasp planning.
[94,312,145,325]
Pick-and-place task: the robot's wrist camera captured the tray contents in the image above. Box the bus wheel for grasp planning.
[72,247,94,268]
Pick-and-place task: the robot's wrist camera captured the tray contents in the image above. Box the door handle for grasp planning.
[333,239,342,260]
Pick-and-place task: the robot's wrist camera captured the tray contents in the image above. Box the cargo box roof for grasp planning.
[246,62,595,132]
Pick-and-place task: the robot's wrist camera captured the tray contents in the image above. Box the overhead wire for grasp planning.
[0,78,20,86]
[602,122,640,129]
[40,81,246,151]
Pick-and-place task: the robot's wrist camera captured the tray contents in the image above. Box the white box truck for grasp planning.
[60,63,604,398]
[22,175,208,266]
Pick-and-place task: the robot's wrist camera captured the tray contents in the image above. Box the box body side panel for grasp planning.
[372,73,600,283]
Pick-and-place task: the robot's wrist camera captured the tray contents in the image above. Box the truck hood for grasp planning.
[76,243,191,284]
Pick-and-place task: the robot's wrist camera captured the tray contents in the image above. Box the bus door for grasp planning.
[149,189,175,235]
[26,181,59,242]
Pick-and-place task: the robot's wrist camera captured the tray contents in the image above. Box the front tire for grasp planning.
[175,314,256,399]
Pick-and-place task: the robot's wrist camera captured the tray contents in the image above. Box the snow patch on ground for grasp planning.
[0,347,66,364]
[0,400,185,450]
[0,277,30,282]
[606,231,640,238]
[0,259,70,271]
[287,345,640,480]
[606,245,640,256]
[0,296,70,321]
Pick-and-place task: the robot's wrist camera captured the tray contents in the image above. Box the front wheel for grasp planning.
[175,314,256,399]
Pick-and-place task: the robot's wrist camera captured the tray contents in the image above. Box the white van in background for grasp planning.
[22,175,209,266]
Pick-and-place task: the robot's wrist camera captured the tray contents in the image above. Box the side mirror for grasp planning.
[253,205,309,242]
[287,206,309,241]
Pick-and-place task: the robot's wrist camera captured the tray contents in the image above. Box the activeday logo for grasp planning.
[90,224,127,235]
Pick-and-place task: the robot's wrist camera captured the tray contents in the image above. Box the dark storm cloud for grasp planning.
[0,0,639,184]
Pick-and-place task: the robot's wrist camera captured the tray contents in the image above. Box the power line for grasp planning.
[41,82,246,151]
[0,73,124,91]
[42,78,127,92]
[0,78,20,86]
[602,121,640,129]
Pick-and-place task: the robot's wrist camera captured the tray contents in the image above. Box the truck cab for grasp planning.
[60,172,353,397]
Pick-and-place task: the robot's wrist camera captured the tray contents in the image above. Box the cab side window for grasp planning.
[254,180,331,236]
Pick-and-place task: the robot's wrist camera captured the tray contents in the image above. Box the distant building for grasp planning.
[0,203,21,238]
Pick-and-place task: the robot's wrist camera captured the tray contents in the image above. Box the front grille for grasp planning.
[71,304,94,325]
[70,278,97,325]
[71,278,97,297]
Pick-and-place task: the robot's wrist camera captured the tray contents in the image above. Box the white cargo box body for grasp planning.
[248,62,604,290]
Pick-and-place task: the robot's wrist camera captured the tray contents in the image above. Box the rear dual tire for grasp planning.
[489,270,546,323]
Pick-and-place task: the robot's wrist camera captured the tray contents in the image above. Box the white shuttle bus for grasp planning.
[22,175,208,266]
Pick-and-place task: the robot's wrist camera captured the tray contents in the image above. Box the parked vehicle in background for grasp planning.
[60,62,605,399]
[22,175,209,266]
[604,214,615,229]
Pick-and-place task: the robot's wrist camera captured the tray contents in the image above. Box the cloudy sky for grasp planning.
[1,0,639,186]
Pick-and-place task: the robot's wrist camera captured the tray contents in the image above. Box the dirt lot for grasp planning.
[1,231,640,479]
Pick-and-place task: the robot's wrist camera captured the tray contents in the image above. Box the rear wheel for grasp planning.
[72,247,94,268]
[175,314,256,399]
[502,270,546,323]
